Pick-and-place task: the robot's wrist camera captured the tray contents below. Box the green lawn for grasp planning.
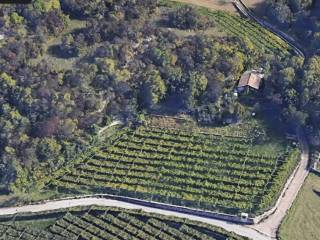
[28,19,87,72]
[279,173,320,240]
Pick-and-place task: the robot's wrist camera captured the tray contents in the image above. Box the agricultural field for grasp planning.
[46,121,300,216]
[199,10,291,56]
[163,0,292,56]
[0,206,247,240]
[279,173,320,240]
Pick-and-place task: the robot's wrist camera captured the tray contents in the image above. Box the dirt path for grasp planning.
[251,131,310,238]
[172,0,237,13]
[171,0,267,14]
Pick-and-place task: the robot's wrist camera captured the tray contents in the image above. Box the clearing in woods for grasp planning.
[172,0,238,13]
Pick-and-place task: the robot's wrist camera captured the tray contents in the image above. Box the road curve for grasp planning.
[0,135,308,240]
[0,197,271,240]
[233,0,306,58]
[251,129,310,238]
[0,3,309,240]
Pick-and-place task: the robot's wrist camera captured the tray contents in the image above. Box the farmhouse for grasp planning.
[237,70,264,91]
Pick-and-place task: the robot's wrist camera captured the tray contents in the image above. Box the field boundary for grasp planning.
[233,0,305,58]
[20,193,255,224]
[15,148,304,226]
[35,123,304,226]
[253,153,304,223]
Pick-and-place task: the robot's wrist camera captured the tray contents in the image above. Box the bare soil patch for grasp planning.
[172,0,268,16]
[245,0,268,15]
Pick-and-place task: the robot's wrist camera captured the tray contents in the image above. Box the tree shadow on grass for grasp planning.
[47,44,78,59]
[312,189,320,198]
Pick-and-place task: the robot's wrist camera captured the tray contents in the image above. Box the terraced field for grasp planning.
[0,207,247,240]
[208,11,291,56]
[162,1,293,56]
[47,123,300,215]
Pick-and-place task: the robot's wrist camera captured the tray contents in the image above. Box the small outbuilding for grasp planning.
[238,70,264,91]
[0,34,4,41]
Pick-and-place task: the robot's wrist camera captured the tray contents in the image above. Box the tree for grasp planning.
[284,106,308,126]
[141,70,167,108]
[0,72,16,88]
[10,13,24,25]
[59,34,79,58]
[289,0,313,12]
[36,137,62,162]
[33,0,61,12]
[311,32,320,52]
[189,71,208,98]
[279,67,296,88]
[267,2,293,27]
[168,6,212,30]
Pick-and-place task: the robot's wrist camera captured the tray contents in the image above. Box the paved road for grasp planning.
[0,197,271,240]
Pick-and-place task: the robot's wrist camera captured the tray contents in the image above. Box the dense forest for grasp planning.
[264,0,319,54]
[262,0,320,144]
[0,0,319,197]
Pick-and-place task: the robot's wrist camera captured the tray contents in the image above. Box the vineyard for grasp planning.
[48,122,300,215]
[161,1,292,56]
[0,206,247,240]
[0,224,62,240]
[204,11,291,56]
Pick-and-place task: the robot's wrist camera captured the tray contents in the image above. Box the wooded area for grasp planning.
[0,0,319,200]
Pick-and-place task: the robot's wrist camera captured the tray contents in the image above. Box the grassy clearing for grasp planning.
[167,26,227,38]
[170,0,238,13]
[279,173,320,240]
[28,19,87,72]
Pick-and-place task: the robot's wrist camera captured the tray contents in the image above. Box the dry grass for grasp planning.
[172,0,238,13]
[245,0,268,15]
[28,19,87,72]
[171,0,267,16]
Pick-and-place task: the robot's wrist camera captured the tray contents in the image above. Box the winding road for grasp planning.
[0,198,270,240]
[0,2,310,240]
[233,0,306,58]
[251,128,310,238]
[0,131,309,240]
